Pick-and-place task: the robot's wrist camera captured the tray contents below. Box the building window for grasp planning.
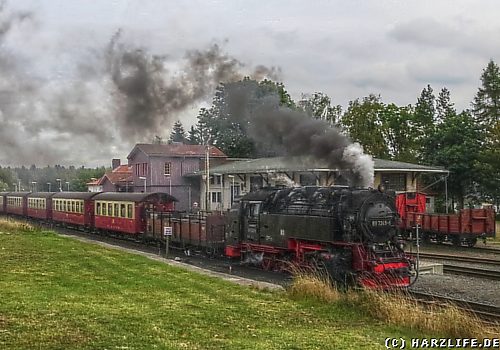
[211,192,221,203]
[210,175,222,185]
[164,162,171,176]
[381,173,407,192]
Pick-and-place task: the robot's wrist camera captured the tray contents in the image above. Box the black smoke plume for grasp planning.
[106,31,280,140]
[223,82,374,187]
[0,4,279,166]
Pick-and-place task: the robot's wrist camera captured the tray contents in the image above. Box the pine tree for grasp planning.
[169,120,187,143]
[472,60,500,205]
[436,87,455,124]
[472,60,500,133]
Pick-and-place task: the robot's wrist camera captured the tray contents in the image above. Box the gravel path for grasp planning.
[410,273,500,306]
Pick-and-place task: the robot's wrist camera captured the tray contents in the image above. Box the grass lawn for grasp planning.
[1,227,431,349]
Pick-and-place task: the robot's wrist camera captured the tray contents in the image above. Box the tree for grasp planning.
[425,110,481,209]
[472,60,500,204]
[189,78,296,157]
[298,92,342,127]
[414,85,436,161]
[169,121,187,143]
[341,94,390,158]
[436,87,455,124]
[474,121,500,207]
[472,60,500,133]
[379,103,417,162]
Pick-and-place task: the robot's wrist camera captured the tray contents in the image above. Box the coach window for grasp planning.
[71,201,75,213]
[96,202,101,215]
[108,203,113,216]
[164,162,171,176]
[120,204,126,218]
[114,203,119,217]
[127,204,133,219]
[76,201,80,213]
[101,202,107,216]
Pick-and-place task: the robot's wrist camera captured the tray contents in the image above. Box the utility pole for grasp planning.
[204,135,211,212]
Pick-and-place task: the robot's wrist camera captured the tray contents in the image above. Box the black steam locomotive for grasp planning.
[224,186,415,288]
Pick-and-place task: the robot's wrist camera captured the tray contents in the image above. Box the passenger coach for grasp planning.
[5,192,30,216]
[27,192,57,220]
[52,192,99,229]
[93,192,176,235]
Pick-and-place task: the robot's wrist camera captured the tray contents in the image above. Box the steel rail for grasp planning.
[443,265,500,281]
[412,252,500,266]
[408,290,500,323]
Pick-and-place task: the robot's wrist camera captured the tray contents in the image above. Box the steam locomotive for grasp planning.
[1,186,415,289]
[222,186,415,288]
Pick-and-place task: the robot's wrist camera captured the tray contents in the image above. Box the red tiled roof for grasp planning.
[129,143,227,159]
[86,178,100,186]
[100,165,133,185]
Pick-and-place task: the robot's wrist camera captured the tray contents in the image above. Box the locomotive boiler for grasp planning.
[225,186,415,288]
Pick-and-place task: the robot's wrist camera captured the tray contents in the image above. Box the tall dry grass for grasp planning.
[0,218,35,233]
[356,290,499,338]
[287,270,500,338]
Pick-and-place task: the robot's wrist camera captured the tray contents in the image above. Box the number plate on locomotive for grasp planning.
[371,219,392,226]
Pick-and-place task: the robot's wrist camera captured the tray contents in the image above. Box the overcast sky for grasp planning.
[1,0,499,167]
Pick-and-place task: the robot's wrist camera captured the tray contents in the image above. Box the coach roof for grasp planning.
[92,192,177,202]
[52,192,100,200]
[27,192,58,199]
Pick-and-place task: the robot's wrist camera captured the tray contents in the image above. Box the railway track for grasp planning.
[473,246,500,254]
[443,265,500,281]
[412,252,500,266]
[408,291,500,323]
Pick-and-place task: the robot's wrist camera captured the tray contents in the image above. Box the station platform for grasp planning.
[417,261,443,275]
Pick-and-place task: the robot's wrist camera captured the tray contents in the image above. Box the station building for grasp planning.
[186,155,448,212]
[92,143,448,212]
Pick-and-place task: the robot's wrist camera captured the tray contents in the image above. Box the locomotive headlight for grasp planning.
[348,214,355,222]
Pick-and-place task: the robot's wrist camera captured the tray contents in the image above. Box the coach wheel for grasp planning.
[452,236,461,247]
[466,238,477,248]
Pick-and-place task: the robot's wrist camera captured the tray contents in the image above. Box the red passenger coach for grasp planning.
[27,192,57,220]
[5,192,30,216]
[93,192,176,235]
[52,192,99,228]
